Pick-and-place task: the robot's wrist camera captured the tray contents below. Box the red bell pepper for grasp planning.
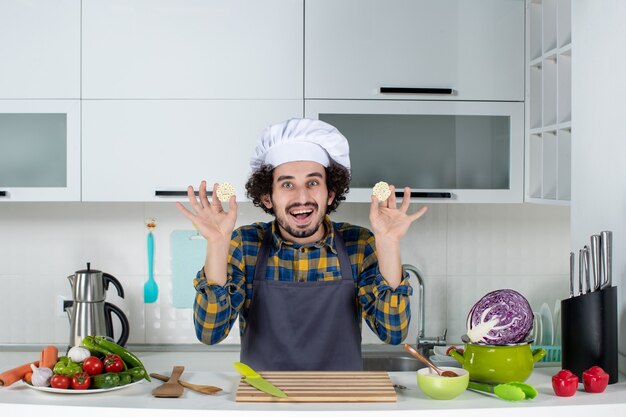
[582,366,609,393]
[552,369,579,397]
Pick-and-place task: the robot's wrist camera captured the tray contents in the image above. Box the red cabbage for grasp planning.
[466,289,533,345]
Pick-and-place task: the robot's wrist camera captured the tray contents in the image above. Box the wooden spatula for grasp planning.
[150,373,222,394]
[152,366,185,398]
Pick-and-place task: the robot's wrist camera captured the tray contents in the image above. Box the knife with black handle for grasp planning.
[590,235,602,291]
[569,252,575,297]
[600,230,612,289]
[583,246,591,293]
[577,250,584,296]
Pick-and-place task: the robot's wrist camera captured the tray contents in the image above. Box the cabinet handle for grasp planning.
[154,190,212,197]
[380,87,454,95]
[395,191,452,199]
[0,191,6,197]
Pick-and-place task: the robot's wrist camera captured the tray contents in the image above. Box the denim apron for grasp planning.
[240,225,363,371]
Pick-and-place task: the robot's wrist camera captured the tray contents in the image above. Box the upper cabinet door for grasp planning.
[82,0,303,99]
[0,0,80,98]
[305,0,524,102]
[305,99,524,203]
[82,100,302,202]
[0,100,81,201]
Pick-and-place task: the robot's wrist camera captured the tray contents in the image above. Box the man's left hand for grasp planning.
[369,185,427,289]
[369,185,427,242]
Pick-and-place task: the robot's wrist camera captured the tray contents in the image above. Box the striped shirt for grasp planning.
[193,216,413,345]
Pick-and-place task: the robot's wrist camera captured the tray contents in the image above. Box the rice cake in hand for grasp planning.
[372,181,392,202]
[216,182,235,202]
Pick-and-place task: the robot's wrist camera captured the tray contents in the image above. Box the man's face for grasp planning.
[262,160,335,244]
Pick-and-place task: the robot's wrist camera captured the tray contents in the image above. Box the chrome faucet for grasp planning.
[403,264,447,356]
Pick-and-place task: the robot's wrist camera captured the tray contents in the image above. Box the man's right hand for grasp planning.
[176,181,237,287]
[176,180,238,243]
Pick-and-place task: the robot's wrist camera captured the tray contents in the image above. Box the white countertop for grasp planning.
[1,349,625,417]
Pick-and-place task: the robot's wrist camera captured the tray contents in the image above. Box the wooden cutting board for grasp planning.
[235,371,397,402]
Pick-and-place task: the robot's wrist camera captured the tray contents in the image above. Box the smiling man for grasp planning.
[176,118,427,371]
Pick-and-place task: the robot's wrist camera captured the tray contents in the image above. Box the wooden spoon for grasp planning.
[151,365,185,398]
[403,344,459,377]
[150,373,222,395]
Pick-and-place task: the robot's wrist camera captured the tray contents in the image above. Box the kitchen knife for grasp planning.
[233,362,288,398]
[578,249,585,295]
[583,246,591,293]
[590,235,602,290]
[600,230,613,289]
[569,252,575,297]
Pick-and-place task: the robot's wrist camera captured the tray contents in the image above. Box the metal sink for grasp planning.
[362,352,426,372]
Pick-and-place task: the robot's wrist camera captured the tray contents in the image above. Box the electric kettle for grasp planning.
[64,263,130,348]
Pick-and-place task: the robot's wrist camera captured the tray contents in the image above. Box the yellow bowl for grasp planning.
[417,367,469,400]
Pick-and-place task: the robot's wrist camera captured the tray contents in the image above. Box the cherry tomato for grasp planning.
[104,354,124,373]
[50,374,71,389]
[82,356,104,376]
[583,366,609,393]
[552,369,579,397]
[71,372,91,390]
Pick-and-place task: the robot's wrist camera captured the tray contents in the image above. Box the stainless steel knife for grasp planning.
[578,249,584,296]
[600,230,612,289]
[569,252,575,297]
[233,362,288,398]
[583,246,591,293]
[590,235,602,290]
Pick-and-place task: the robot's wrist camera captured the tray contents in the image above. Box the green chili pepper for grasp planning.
[81,336,112,357]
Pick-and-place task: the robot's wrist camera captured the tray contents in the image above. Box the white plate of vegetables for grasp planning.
[23,337,150,394]
[23,379,143,394]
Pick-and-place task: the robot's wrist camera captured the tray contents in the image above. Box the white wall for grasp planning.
[0,202,569,346]
[572,1,626,369]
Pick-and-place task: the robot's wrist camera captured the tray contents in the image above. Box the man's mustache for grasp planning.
[285,202,319,212]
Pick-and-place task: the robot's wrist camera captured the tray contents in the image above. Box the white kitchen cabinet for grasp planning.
[306,100,524,203]
[0,100,81,201]
[82,100,302,202]
[0,0,80,99]
[305,0,524,102]
[525,0,571,205]
[82,0,303,99]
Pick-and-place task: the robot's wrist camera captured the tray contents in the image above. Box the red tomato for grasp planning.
[50,374,71,389]
[552,369,579,397]
[104,354,124,373]
[82,356,104,376]
[582,366,609,393]
[71,372,91,390]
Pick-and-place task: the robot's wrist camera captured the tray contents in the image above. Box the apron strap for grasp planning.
[332,227,355,282]
[253,225,273,282]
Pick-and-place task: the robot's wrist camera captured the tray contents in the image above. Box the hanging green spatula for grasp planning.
[468,381,538,401]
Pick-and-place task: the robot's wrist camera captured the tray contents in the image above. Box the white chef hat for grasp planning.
[250,118,350,171]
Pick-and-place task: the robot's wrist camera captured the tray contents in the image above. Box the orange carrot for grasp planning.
[0,361,39,387]
[22,372,33,384]
[39,345,59,370]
